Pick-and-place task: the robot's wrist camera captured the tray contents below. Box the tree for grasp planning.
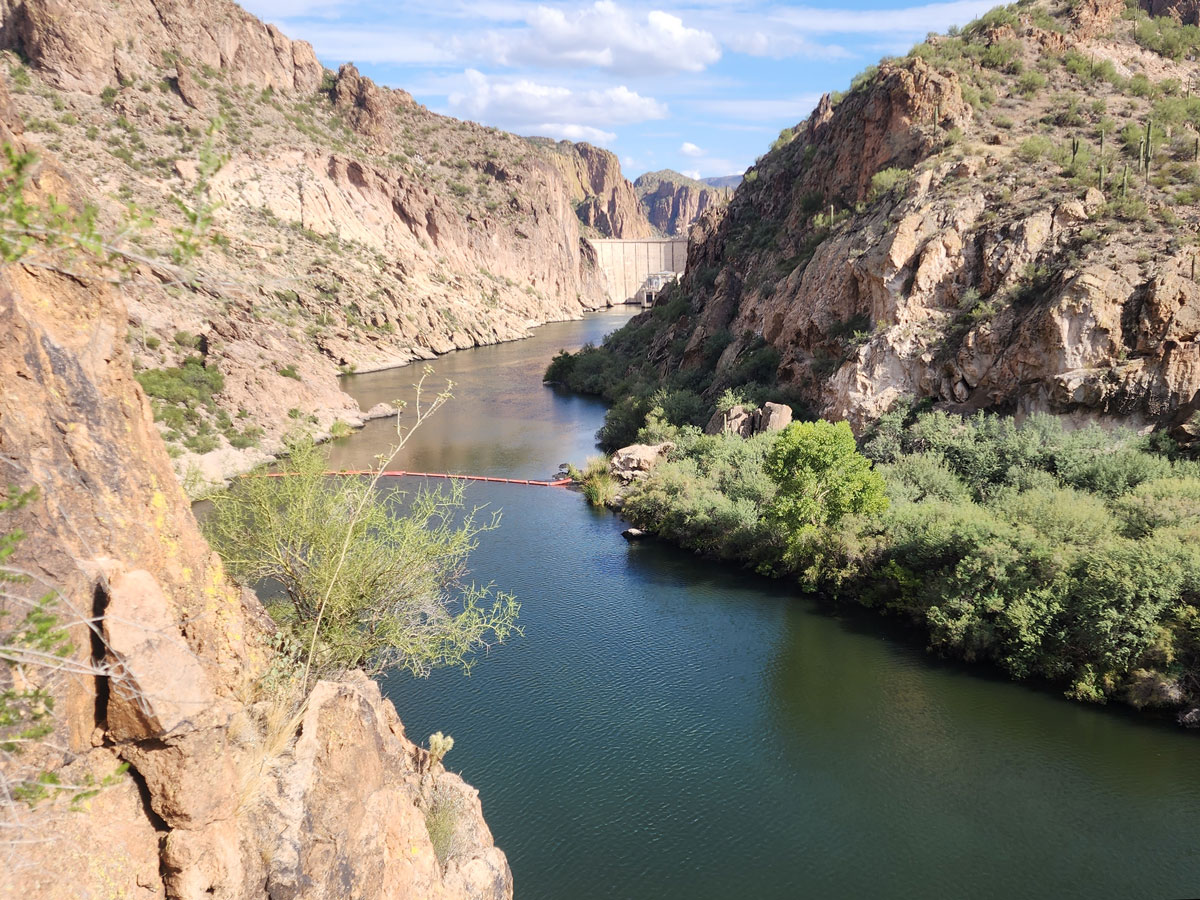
[764,420,888,561]
[202,437,519,680]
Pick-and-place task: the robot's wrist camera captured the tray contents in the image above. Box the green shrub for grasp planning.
[1017,70,1047,97]
[869,166,912,201]
[1018,135,1054,162]
[202,439,519,678]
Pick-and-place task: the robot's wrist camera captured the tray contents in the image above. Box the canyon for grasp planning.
[0,0,719,490]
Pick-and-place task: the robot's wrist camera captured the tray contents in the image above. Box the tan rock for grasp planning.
[610,442,675,482]
[6,0,323,95]
[102,568,223,742]
[759,402,793,433]
[0,109,512,900]
[634,171,731,237]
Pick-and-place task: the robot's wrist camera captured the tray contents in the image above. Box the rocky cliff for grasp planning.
[632,0,1200,439]
[634,169,731,237]
[0,77,510,899]
[0,0,654,488]
[547,140,655,238]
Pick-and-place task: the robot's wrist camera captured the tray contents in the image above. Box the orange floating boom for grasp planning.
[259,470,572,487]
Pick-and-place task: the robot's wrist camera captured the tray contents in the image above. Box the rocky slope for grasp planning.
[628,0,1200,440]
[0,80,510,899]
[0,0,654,489]
[545,139,655,239]
[634,169,731,236]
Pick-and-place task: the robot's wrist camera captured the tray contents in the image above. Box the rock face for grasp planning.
[1143,0,1200,25]
[0,0,323,93]
[703,402,793,438]
[0,0,653,485]
[0,85,511,900]
[610,442,675,482]
[637,9,1200,439]
[634,170,731,237]
[551,141,655,239]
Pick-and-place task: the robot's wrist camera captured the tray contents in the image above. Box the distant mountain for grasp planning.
[633,169,732,236]
[701,174,743,189]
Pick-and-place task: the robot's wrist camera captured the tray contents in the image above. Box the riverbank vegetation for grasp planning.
[545,283,805,450]
[671,408,1196,707]
[202,374,519,684]
[553,337,1200,710]
[204,438,519,679]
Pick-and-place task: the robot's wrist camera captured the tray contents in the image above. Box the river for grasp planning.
[331,308,1200,900]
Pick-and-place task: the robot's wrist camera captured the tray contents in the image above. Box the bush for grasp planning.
[1018,135,1054,162]
[869,166,912,201]
[203,439,519,678]
[765,421,888,551]
[1017,70,1047,97]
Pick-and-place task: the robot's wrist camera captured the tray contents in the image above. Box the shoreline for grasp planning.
[182,303,630,494]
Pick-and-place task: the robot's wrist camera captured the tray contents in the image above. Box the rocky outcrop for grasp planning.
[551,142,655,238]
[633,12,1200,439]
[0,0,323,94]
[331,62,406,137]
[0,75,509,900]
[791,58,971,207]
[704,402,793,438]
[1141,0,1200,25]
[610,442,674,482]
[634,170,731,237]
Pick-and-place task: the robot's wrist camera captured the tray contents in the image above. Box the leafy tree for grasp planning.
[202,437,519,679]
[764,421,888,559]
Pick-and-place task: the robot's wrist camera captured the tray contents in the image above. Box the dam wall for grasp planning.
[588,238,688,304]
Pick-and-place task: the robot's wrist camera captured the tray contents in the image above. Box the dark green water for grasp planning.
[332,309,1200,900]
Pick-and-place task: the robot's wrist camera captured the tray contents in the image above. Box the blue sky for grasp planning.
[241,0,999,180]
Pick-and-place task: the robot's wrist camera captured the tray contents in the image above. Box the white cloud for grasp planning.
[477,1,722,75]
[725,31,851,59]
[680,141,703,157]
[769,0,995,35]
[682,169,702,179]
[537,123,618,143]
[275,22,457,64]
[446,69,666,138]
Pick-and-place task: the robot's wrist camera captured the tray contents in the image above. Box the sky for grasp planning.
[241,0,1000,180]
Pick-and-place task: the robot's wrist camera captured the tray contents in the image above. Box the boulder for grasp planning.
[704,404,755,437]
[610,442,674,483]
[364,402,396,420]
[759,402,793,433]
[101,568,224,742]
[622,528,647,540]
[704,402,792,437]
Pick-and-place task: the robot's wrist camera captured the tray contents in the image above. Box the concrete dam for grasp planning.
[587,237,688,305]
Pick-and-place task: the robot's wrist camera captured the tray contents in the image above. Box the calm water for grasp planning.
[332,309,1200,900]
